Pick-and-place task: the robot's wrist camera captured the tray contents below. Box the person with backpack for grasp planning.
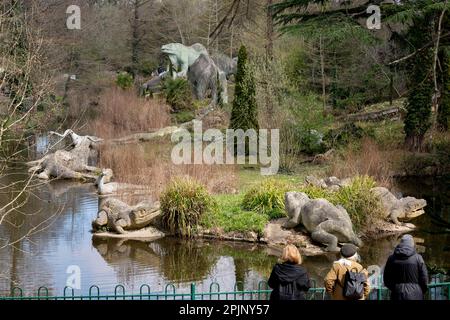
[383,234,429,300]
[268,244,311,300]
[324,244,370,300]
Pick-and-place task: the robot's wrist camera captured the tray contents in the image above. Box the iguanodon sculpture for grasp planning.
[161,43,208,78]
[160,43,231,105]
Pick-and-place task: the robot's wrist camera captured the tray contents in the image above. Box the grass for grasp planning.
[201,194,269,236]
[160,177,216,238]
[242,179,290,219]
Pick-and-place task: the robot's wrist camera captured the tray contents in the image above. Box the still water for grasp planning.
[0,171,448,296]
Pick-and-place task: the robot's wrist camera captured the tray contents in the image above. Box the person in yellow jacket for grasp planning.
[324,244,371,300]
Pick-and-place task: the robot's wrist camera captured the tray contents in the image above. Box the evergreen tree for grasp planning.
[404,15,434,151]
[229,45,259,132]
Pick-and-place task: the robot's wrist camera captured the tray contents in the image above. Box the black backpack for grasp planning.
[342,267,367,300]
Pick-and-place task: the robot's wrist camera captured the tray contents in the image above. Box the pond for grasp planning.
[0,171,448,297]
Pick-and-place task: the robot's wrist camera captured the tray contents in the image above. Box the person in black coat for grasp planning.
[268,244,311,300]
[383,234,429,300]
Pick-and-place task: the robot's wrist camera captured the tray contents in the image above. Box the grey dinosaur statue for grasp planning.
[187,53,228,105]
[284,192,362,252]
[161,43,231,105]
[371,187,427,225]
[26,129,107,181]
[211,53,238,79]
[92,198,162,234]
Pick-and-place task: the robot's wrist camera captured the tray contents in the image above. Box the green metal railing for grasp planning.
[1,278,448,300]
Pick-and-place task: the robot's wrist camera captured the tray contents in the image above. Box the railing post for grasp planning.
[190,283,196,301]
[378,274,383,301]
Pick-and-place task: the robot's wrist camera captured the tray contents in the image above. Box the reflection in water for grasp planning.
[0,173,448,296]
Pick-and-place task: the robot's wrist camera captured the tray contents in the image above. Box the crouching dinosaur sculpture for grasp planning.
[371,187,427,225]
[92,198,162,234]
[284,192,362,252]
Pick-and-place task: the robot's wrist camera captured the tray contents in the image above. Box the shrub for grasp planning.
[298,184,332,200]
[242,179,289,219]
[160,177,216,237]
[331,175,383,232]
[324,123,374,149]
[162,78,193,112]
[116,72,134,89]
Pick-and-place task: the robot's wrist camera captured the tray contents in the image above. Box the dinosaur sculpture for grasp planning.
[284,192,362,252]
[187,53,228,104]
[211,53,238,79]
[304,176,427,226]
[26,129,107,181]
[371,187,427,225]
[161,43,230,105]
[92,198,162,234]
[161,43,208,78]
[96,170,150,195]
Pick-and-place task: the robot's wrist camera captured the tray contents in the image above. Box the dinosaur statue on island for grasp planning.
[371,187,427,225]
[284,192,362,252]
[304,176,427,225]
[26,129,107,181]
[92,198,162,235]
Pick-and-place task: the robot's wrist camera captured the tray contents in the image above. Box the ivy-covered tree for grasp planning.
[229,45,259,132]
[438,47,450,131]
[403,14,434,150]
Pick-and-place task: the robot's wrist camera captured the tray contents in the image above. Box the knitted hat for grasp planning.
[400,234,415,247]
[340,244,357,258]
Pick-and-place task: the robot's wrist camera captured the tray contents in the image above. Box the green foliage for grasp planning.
[230,45,259,133]
[298,184,332,200]
[202,194,269,235]
[281,123,326,155]
[330,176,383,232]
[324,123,375,149]
[438,47,450,131]
[160,177,216,238]
[115,72,134,89]
[162,77,193,112]
[404,14,434,150]
[137,59,158,77]
[172,110,195,124]
[242,179,290,219]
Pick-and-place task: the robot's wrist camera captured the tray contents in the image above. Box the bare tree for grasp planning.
[0,1,61,246]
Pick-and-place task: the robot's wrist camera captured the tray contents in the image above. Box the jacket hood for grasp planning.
[394,234,416,258]
[273,263,307,283]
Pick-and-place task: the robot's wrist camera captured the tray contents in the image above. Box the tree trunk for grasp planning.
[131,0,140,75]
[319,36,327,110]
[266,0,274,61]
